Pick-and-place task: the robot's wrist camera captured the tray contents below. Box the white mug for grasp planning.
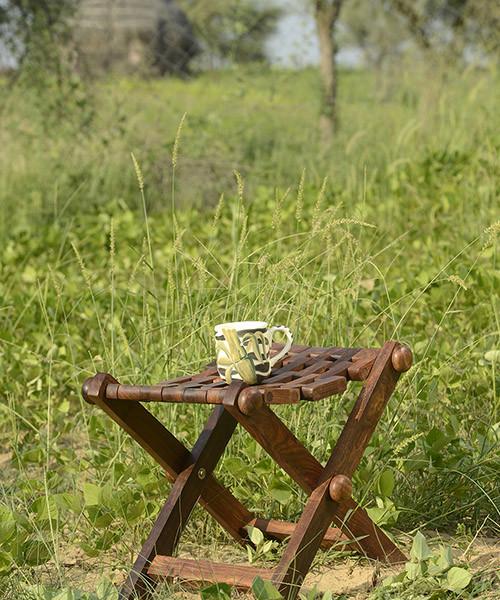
[215,321,293,384]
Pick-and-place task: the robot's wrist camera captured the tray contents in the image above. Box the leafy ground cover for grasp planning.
[0,64,498,598]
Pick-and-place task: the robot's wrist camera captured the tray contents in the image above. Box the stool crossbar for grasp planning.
[82,340,412,599]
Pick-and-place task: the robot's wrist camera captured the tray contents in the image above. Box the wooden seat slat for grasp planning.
[302,375,347,400]
[102,346,374,405]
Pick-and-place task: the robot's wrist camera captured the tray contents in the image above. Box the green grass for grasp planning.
[0,63,498,598]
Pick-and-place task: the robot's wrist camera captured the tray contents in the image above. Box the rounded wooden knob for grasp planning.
[329,475,352,503]
[238,388,264,416]
[81,377,94,404]
[391,345,413,373]
[81,373,116,404]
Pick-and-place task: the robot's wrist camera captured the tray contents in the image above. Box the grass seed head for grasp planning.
[172,112,187,169]
[130,152,144,191]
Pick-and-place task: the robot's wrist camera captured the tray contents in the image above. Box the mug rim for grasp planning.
[214,320,268,333]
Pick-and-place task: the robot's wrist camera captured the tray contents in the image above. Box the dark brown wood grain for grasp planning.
[224,397,404,563]
[272,480,334,597]
[271,342,405,599]
[324,341,400,476]
[148,556,273,590]
[224,402,322,492]
[120,406,238,599]
[351,348,378,363]
[92,344,364,406]
[249,518,349,549]
[83,340,409,599]
[302,375,347,400]
[347,355,376,381]
[84,378,253,544]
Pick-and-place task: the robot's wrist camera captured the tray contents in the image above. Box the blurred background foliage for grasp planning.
[0,0,498,597]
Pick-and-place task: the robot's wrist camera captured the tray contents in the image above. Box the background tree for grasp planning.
[313,0,344,143]
[0,1,93,132]
[340,0,403,70]
[388,0,499,61]
[0,0,76,71]
[179,0,281,66]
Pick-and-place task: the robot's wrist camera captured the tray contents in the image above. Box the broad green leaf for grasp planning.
[252,576,283,600]
[55,493,83,514]
[405,561,422,580]
[83,483,102,506]
[253,458,273,477]
[224,457,247,478]
[125,499,145,524]
[366,506,388,526]
[21,448,44,463]
[410,531,431,561]
[86,507,114,529]
[446,566,472,592]
[31,496,58,521]
[52,590,76,600]
[200,582,232,599]
[246,525,264,546]
[100,483,114,507]
[378,470,395,497]
[0,506,16,544]
[436,545,453,571]
[427,559,443,576]
[24,539,51,566]
[484,350,500,363]
[96,577,119,600]
[382,571,405,587]
[425,428,449,454]
[0,550,13,575]
[269,479,292,505]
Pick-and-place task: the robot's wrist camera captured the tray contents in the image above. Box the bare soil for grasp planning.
[34,535,499,598]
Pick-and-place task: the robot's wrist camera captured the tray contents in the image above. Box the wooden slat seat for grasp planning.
[98,344,380,406]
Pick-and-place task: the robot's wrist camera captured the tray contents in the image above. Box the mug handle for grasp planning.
[268,326,294,368]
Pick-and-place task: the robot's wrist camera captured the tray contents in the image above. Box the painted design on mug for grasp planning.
[214,321,293,385]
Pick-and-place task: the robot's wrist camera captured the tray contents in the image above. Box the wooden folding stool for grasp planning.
[82,340,412,599]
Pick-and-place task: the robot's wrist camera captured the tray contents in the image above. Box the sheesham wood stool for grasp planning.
[82,340,412,600]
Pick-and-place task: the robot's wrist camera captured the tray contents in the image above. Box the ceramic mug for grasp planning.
[215,321,293,384]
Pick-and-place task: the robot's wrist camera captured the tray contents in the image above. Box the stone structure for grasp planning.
[73,0,199,75]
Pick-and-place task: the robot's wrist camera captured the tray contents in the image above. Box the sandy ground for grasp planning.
[31,534,498,599]
[306,537,499,597]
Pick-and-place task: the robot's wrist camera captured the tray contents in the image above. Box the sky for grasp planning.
[266,3,362,68]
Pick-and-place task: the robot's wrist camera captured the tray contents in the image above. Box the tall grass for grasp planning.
[0,63,498,596]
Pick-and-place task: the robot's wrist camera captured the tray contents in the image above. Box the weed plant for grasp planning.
[0,64,498,597]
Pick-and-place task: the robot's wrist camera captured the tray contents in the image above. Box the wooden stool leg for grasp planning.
[83,375,254,544]
[224,343,406,565]
[271,342,404,599]
[120,405,238,599]
[83,377,253,599]
[272,480,333,598]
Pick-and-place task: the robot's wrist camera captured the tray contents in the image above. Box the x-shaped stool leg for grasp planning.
[84,378,250,598]
[83,341,410,600]
[223,341,407,598]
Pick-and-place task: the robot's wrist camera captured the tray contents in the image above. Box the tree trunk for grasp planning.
[314,1,342,143]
